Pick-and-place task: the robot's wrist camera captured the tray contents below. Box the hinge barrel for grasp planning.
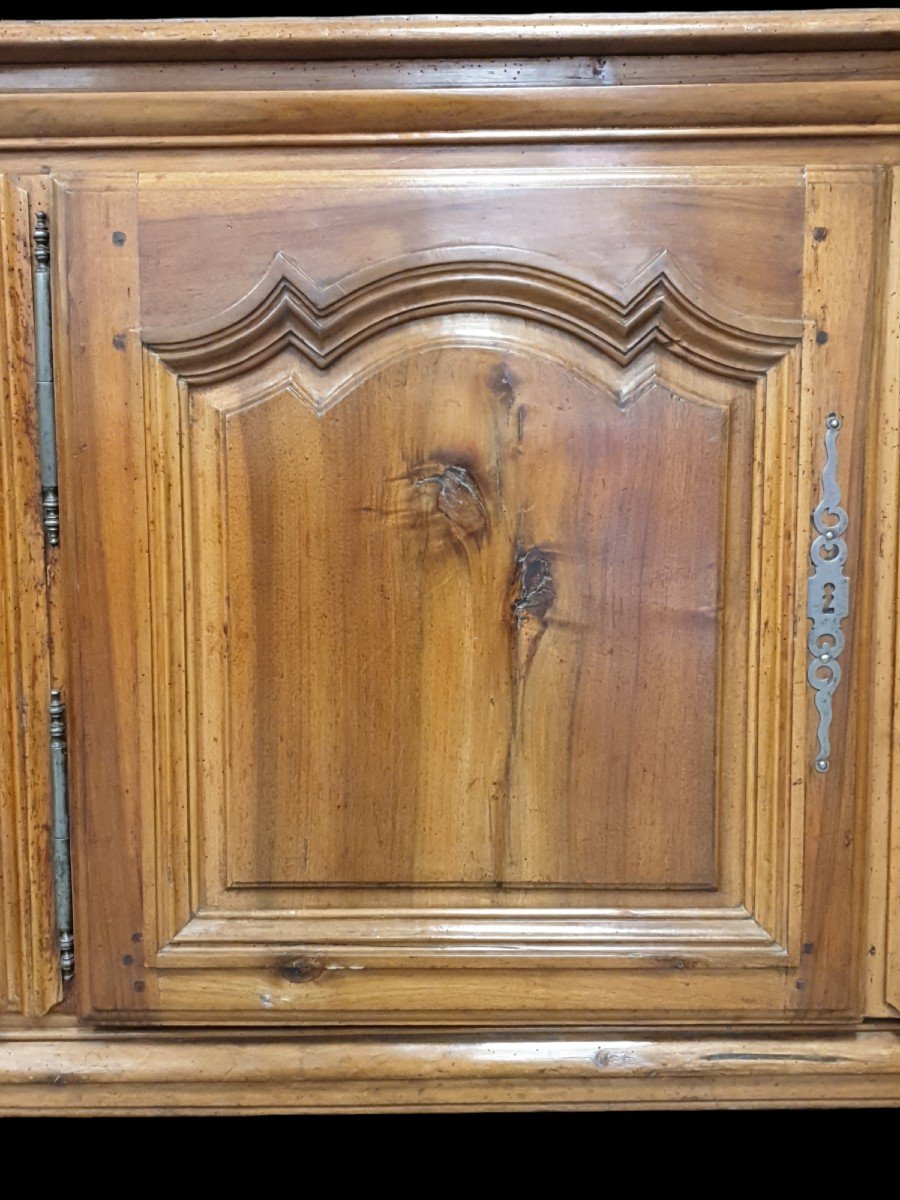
[33,211,60,547]
[49,690,74,981]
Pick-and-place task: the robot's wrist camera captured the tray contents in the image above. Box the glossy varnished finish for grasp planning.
[1,14,899,61]
[50,160,874,1025]
[860,167,900,1019]
[1,81,900,147]
[0,14,897,1108]
[0,15,898,148]
[0,177,59,1015]
[885,170,900,1015]
[1,1029,900,1113]
[207,356,725,889]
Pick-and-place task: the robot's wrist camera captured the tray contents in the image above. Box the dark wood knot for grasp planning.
[278,958,325,984]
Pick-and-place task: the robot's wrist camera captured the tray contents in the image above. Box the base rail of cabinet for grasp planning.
[0,1029,898,1112]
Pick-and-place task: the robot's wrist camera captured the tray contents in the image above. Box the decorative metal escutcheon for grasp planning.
[807,413,849,773]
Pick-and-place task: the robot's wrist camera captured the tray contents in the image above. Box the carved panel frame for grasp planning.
[47,164,882,1023]
[140,219,805,983]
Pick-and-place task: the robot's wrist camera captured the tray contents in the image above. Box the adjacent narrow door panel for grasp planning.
[0,176,30,1014]
[56,163,878,1023]
[0,176,59,1016]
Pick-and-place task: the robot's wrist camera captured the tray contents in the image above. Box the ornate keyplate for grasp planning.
[807,414,849,773]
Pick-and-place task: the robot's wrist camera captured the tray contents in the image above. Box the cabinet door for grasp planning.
[55,163,877,1024]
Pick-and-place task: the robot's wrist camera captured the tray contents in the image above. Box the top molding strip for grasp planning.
[1,15,898,145]
[1,13,900,63]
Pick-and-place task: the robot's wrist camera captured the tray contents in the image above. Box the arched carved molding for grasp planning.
[143,246,802,385]
[194,318,740,423]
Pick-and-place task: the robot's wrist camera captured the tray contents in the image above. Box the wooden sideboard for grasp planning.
[2,13,900,1113]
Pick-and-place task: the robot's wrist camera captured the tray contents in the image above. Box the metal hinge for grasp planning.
[32,211,60,547]
[33,214,72,979]
[49,690,74,981]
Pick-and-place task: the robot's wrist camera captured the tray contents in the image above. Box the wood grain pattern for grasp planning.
[0,176,59,1015]
[0,14,898,61]
[0,14,897,1112]
[145,331,778,972]
[137,174,804,336]
[1,82,897,147]
[503,376,726,886]
[210,352,727,889]
[2,144,900,180]
[3,54,900,97]
[0,1029,898,1113]
[885,169,900,1015]
[143,248,800,383]
[860,166,899,1016]
[53,177,158,1016]
[788,170,883,1016]
[48,162,877,1023]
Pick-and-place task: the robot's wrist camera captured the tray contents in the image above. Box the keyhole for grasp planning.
[822,582,836,614]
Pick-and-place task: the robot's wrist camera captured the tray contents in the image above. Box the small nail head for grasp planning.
[816,758,829,773]
[827,415,841,429]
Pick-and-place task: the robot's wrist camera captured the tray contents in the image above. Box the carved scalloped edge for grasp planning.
[144,247,802,384]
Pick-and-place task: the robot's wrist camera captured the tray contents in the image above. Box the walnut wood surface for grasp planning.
[215,355,725,890]
[0,177,58,1016]
[0,14,898,62]
[0,82,898,147]
[46,161,873,1025]
[1,1029,899,1113]
[885,170,900,1016]
[0,13,897,1109]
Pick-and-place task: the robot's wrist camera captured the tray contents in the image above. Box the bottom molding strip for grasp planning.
[0,1029,899,1112]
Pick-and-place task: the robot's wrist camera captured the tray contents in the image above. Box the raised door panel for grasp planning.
[171,342,755,921]
[55,163,877,1023]
[200,354,730,893]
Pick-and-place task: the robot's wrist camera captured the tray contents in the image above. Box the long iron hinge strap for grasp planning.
[33,211,59,548]
[49,690,74,981]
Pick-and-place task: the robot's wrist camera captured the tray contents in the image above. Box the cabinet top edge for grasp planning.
[1,13,900,64]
